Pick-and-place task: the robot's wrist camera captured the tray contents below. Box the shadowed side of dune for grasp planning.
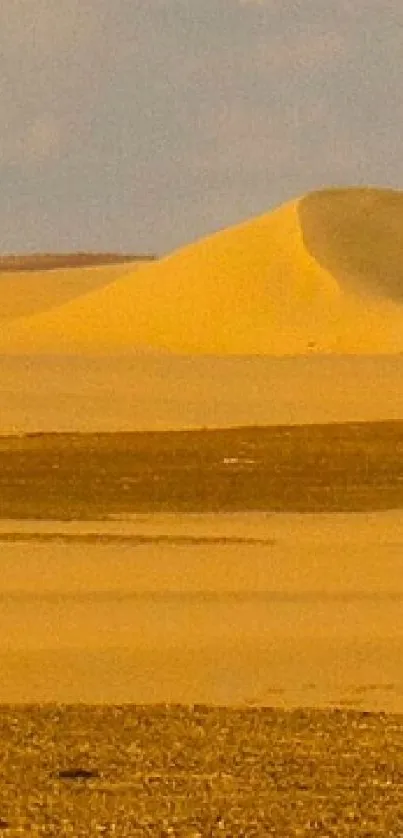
[298,188,403,301]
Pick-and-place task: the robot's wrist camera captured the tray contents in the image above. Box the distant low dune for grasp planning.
[1,188,403,354]
[0,255,155,321]
[0,252,156,272]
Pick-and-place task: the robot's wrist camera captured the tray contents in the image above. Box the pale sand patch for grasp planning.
[0,512,401,709]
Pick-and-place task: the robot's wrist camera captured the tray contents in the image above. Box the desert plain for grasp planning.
[0,187,402,834]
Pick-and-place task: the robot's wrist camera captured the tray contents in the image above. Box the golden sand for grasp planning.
[1,187,403,354]
[0,261,146,321]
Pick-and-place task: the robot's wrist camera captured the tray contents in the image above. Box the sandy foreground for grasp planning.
[0,704,401,836]
[0,511,402,710]
[3,510,401,836]
[0,416,402,834]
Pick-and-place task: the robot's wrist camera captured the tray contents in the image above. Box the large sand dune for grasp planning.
[1,187,403,354]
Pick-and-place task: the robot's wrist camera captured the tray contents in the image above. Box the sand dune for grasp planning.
[1,187,403,354]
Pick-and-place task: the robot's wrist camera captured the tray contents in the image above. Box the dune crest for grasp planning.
[1,187,403,355]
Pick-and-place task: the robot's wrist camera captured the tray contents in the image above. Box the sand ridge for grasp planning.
[1,187,403,353]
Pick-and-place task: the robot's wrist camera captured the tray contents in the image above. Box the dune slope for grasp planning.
[1,188,403,355]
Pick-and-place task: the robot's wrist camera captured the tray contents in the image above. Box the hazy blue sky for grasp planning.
[1,0,402,254]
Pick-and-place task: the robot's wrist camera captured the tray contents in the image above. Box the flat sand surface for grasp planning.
[0,510,402,709]
[0,704,401,836]
[1,355,403,434]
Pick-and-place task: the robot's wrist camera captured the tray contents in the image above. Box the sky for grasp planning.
[1,0,403,255]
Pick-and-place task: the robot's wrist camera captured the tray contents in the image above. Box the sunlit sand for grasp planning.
[0,512,402,709]
[1,355,403,433]
[1,187,403,354]
[0,255,152,321]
